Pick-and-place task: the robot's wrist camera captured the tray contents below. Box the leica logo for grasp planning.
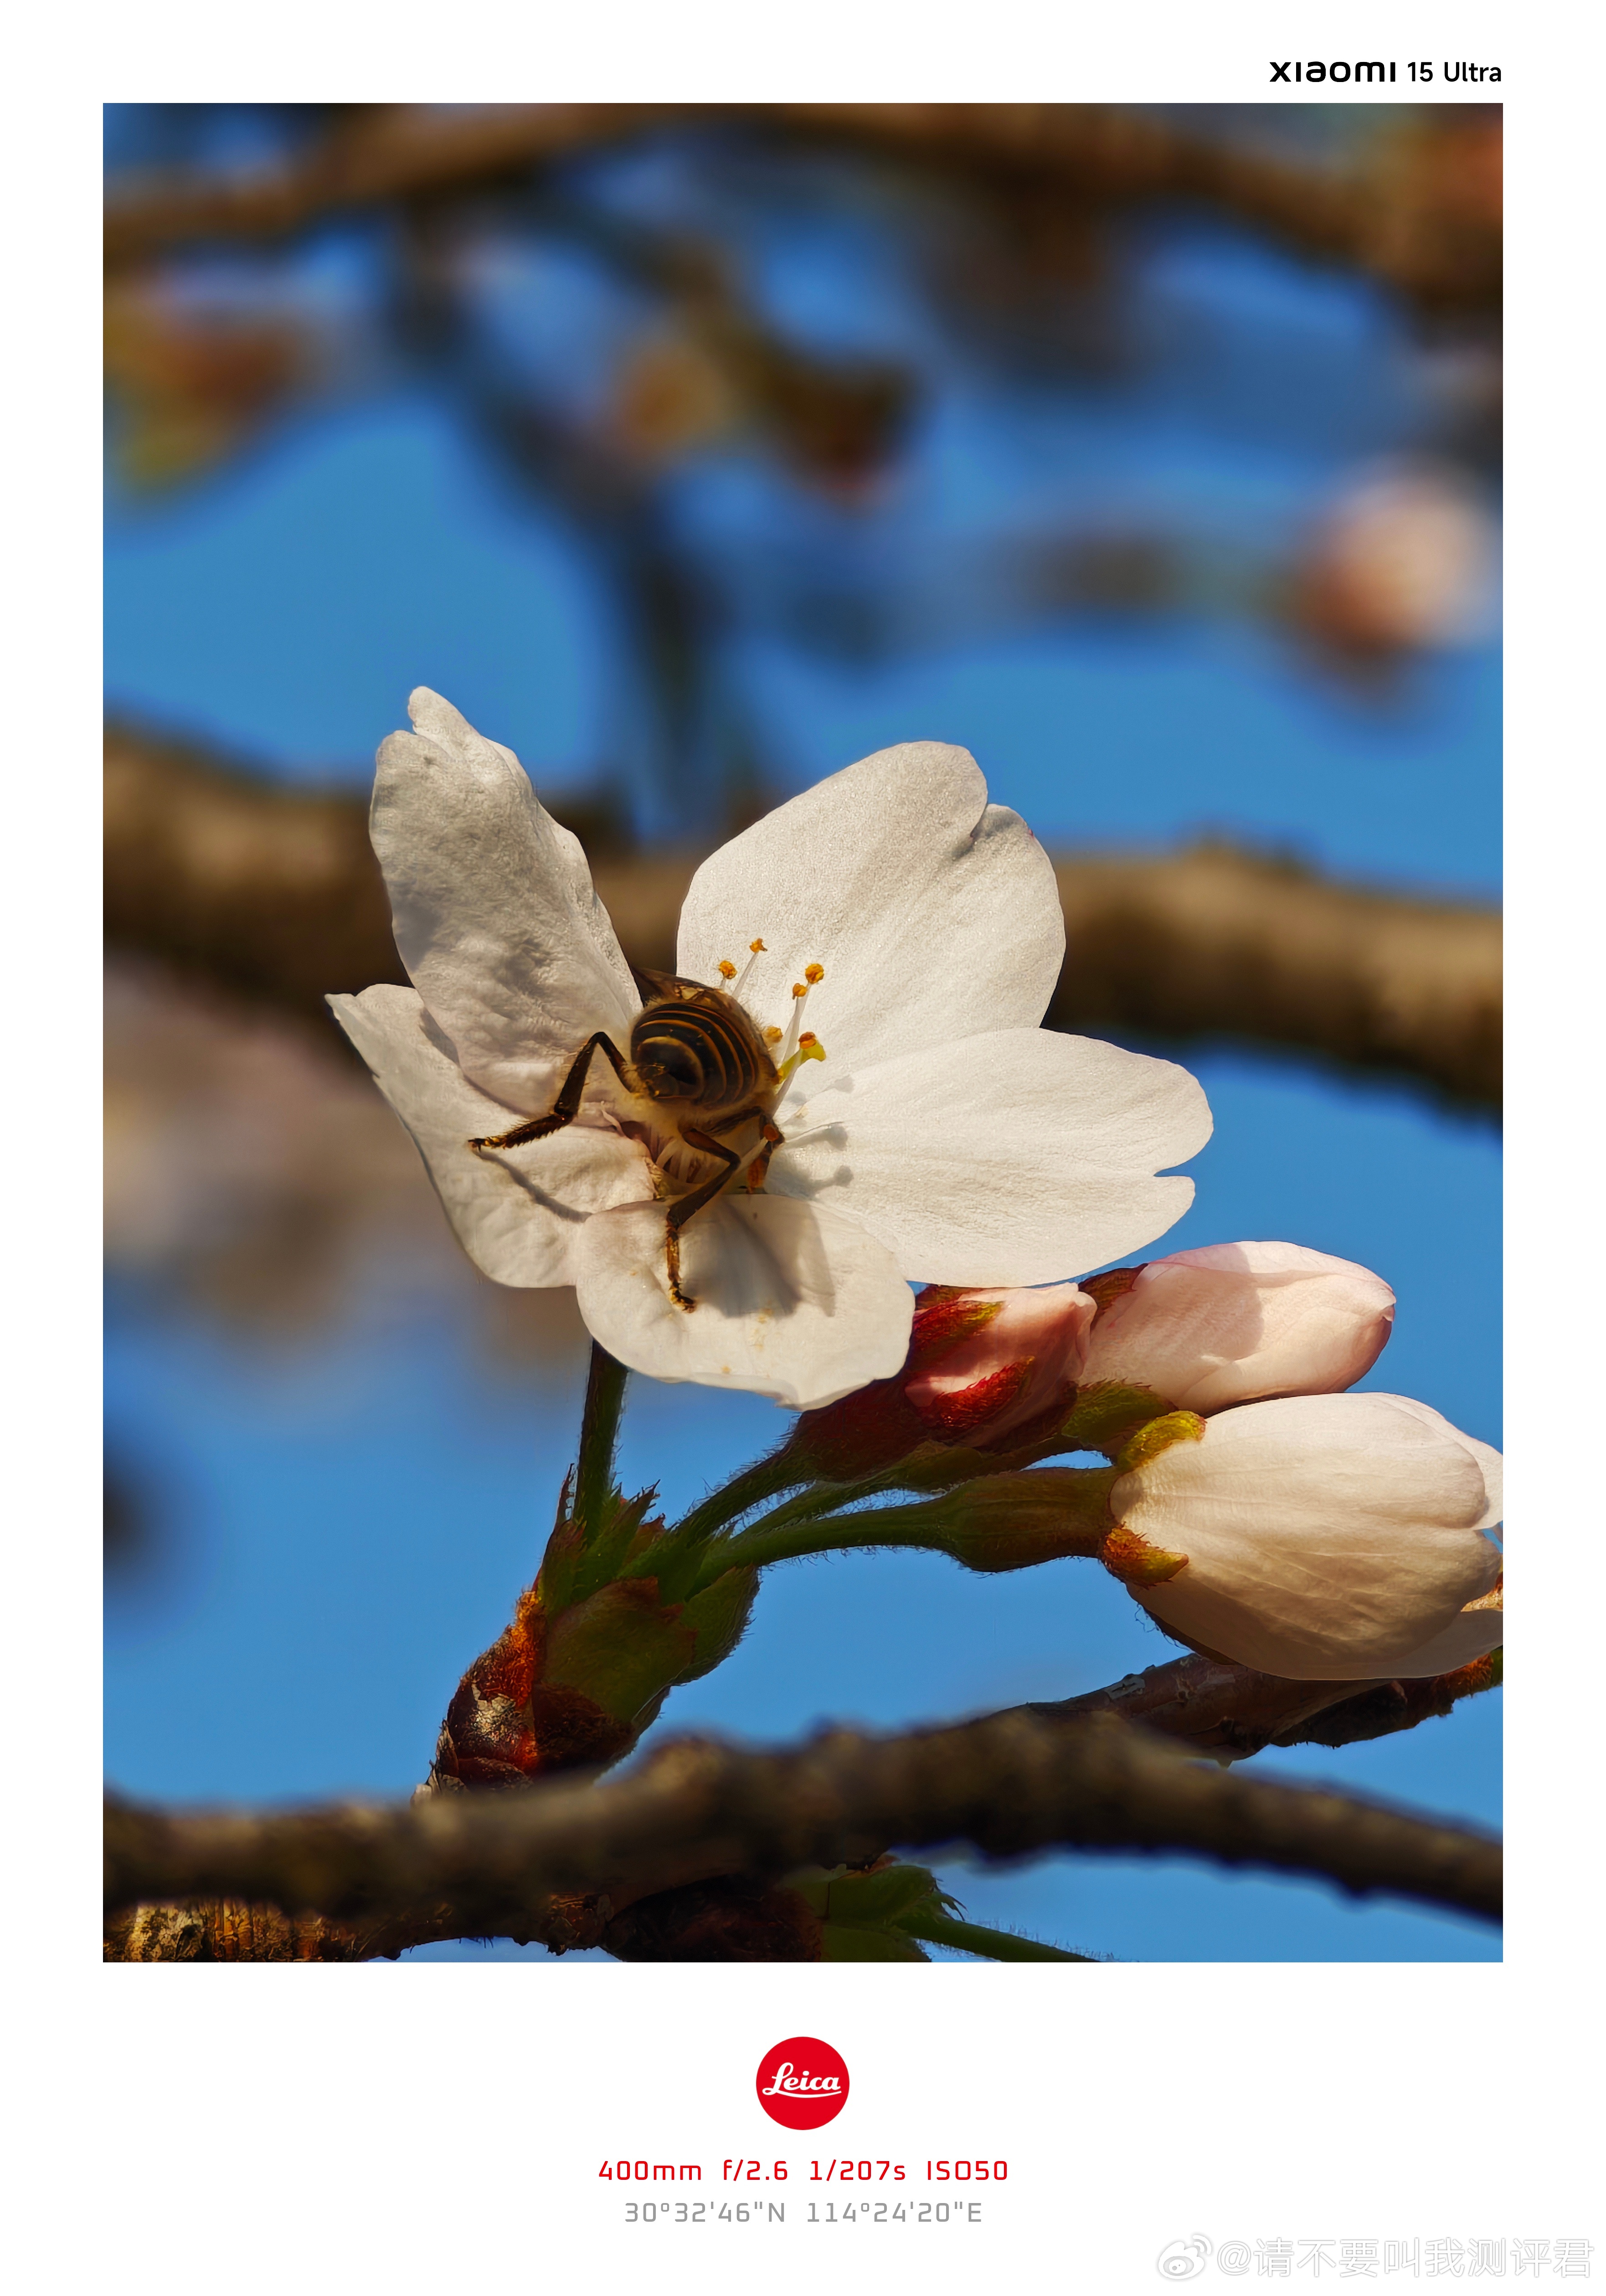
[755,2037,850,2129]
[761,2064,841,2098]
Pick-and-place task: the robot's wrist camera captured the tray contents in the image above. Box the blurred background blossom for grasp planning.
[103,101,1501,1961]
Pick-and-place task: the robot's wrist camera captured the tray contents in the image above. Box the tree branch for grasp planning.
[105,104,1499,314]
[105,1703,1501,1952]
[1019,1647,1501,1761]
[103,1658,1499,1959]
[104,722,1500,1108]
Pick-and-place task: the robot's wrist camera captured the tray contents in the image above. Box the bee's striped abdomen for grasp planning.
[630,988,773,1115]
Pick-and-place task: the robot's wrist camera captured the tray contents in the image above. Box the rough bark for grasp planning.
[1025,1648,1501,1761]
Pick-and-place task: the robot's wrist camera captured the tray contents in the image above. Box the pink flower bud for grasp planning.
[903,1284,1095,1437]
[784,1282,1095,1480]
[1080,1241,1395,1414]
[1109,1391,1503,1680]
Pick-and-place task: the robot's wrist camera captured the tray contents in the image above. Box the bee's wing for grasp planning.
[629,962,709,1004]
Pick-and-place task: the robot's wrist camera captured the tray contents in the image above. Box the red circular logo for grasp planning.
[755,2037,849,2129]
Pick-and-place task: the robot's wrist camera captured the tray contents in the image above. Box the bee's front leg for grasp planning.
[467,1033,631,1155]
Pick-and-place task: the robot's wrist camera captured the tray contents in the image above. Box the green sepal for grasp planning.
[674,1567,760,1684]
[538,1480,665,1615]
[572,1485,665,1602]
[540,1578,698,1724]
[534,1492,585,1617]
[1059,1381,1175,1458]
[1113,1410,1207,1474]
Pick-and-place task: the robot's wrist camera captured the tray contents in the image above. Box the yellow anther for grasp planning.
[717,959,737,981]
[796,1034,826,1066]
[798,1030,818,1045]
[749,938,767,953]
[804,963,824,984]
[792,982,808,999]
[763,1025,783,1045]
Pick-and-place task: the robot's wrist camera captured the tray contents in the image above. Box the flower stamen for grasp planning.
[777,959,825,1062]
[777,1031,827,1089]
[731,938,767,998]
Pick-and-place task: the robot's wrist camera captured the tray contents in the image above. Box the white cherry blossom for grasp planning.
[1111,1391,1503,1680]
[331,689,1211,1410]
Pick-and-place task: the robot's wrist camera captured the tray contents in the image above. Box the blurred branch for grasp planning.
[104,720,404,1013]
[105,1699,1500,1966]
[104,1656,1499,1960]
[104,721,1501,1108]
[1050,843,1499,1109]
[105,104,1498,314]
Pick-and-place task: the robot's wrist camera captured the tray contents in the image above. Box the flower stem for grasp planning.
[572,1342,630,1543]
[685,1468,1117,1592]
[665,1452,804,1552]
[688,1500,957,1584]
[898,1911,1094,1963]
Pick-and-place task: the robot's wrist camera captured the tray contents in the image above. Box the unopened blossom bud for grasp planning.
[1079,1242,1395,1415]
[1108,1391,1503,1680]
[783,1282,1095,1480]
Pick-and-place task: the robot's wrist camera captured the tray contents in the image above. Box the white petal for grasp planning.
[1117,1393,1503,1679]
[370,688,638,1113]
[1082,1241,1396,1411]
[1385,1395,1503,1527]
[1387,1585,1503,1679]
[767,1030,1211,1284]
[572,1194,913,1410]
[329,984,648,1287]
[676,741,1064,1071]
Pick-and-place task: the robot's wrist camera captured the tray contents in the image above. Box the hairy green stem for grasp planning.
[572,1342,630,1542]
[647,1450,805,1575]
[687,1468,1118,1591]
[900,1911,1094,1963]
[690,1500,951,1583]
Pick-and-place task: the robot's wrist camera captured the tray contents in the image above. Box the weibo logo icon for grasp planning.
[755,2037,849,2129]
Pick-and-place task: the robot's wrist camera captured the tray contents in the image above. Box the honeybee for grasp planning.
[468,963,814,1311]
